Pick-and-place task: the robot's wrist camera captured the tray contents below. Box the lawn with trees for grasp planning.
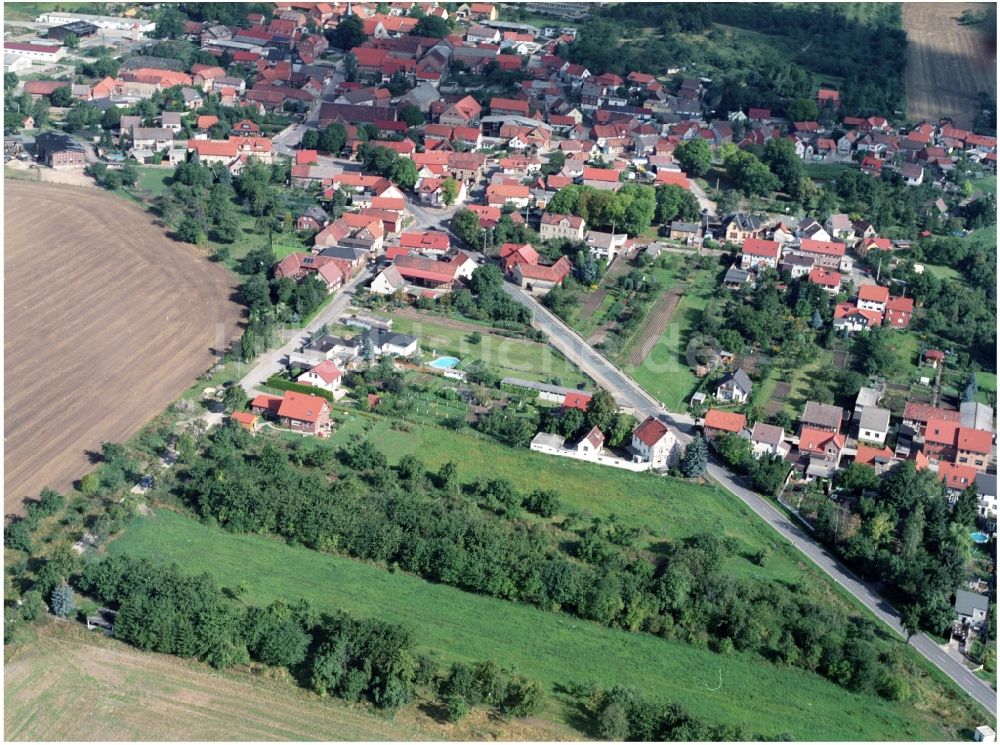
[105,509,979,741]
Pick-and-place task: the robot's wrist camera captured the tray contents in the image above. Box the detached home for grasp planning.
[715,369,752,403]
[630,416,678,469]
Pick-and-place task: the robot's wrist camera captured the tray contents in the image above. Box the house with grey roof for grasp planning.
[960,401,994,433]
[750,422,789,459]
[954,590,990,631]
[801,401,844,433]
[716,369,752,404]
[975,472,996,523]
[853,385,882,421]
[723,266,750,289]
[857,406,891,446]
[401,82,441,112]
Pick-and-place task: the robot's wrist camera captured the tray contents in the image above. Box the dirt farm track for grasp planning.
[903,3,997,127]
[4,181,242,514]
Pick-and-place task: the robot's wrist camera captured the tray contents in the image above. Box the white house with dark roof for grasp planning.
[750,422,790,459]
[715,369,752,403]
[954,590,990,631]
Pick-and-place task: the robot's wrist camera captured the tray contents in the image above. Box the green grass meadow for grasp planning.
[389,314,592,389]
[106,509,975,742]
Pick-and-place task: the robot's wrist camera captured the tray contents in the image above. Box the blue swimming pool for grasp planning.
[971,531,990,544]
[429,356,460,370]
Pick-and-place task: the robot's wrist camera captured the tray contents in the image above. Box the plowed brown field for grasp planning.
[904,3,997,127]
[4,181,242,513]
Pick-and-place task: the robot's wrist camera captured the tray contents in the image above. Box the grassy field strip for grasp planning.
[4,623,568,741]
[106,510,960,741]
[625,271,714,410]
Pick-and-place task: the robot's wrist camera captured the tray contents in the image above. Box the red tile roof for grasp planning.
[582,166,620,183]
[278,391,329,423]
[302,359,342,385]
[562,391,592,411]
[798,426,845,456]
[743,238,780,258]
[633,416,670,447]
[251,393,283,413]
[939,463,978,490]
[400,230,450,251]
[799,238,846,257]
[704,409,746,433]
[808,267,842,288]
[958,427,993,454]
[925,419,961,447]
[903,402,960,424]
[858,284,889,303]
[541,212,583,228]
[854,444,894,466]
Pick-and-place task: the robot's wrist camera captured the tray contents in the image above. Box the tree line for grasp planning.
[172,423,924,701]
[76,554,542,718]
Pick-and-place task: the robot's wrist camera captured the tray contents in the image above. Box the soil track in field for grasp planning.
[4,181,243,513]
[903,3,997,127]
[625,287,684,366]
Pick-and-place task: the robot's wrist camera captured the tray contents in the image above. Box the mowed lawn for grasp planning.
[106,510,972,742]
[625,266,718,411]
[135,166,173,196]
[390,315,591,389]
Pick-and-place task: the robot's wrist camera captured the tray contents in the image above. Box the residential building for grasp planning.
[539,212,585,241]
[885,296,913,328]
[703,409,747,440]
[583,231,628,262]
[801,401,843,433]
[715,369,752,403]
[278,391,332,435]
[629,416,678,469]
[297,359,342,393]
[954,590,990,632]
[902,402,961,437]
[740,238,781,271]
[857,284,890,313]
[750,422,789,459]
[857,406,891,445]
[723,213,766,243]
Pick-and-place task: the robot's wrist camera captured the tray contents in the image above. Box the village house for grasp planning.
[740,238,781,271]
[808,267,842,294]
[296,359,343,393]
[581,166,622,191]
[539,212,585,241]
[857,406,891,446]
[278,391,333,436]
[723,213,766,243]
[801,401,844,434]
[857,284,890,314]
[583,231,628,263]
[799,427,846,477]
[715,369,752,403]
[750,422,790,460]
[703,409,747,440]
[629,416,679,469]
